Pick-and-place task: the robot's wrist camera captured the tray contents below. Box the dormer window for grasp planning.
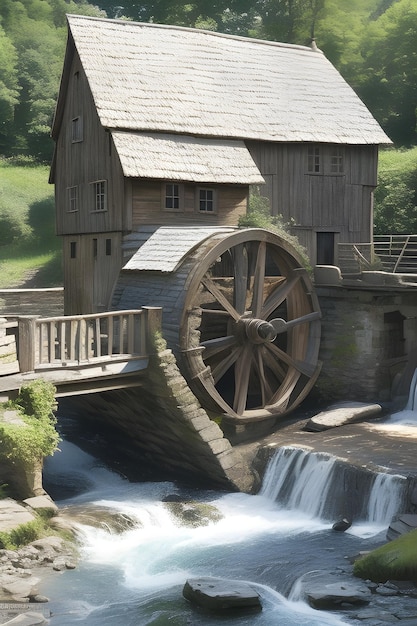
[72,116,83,142]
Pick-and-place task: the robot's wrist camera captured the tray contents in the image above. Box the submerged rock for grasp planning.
[164,501,223,528]
[332,518,352,532]
[183,577,261,611]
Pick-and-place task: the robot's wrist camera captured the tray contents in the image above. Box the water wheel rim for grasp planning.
[179,229,321,420]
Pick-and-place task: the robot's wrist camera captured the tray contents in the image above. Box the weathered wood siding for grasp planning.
[63,233,122,314]
[131,181,248,228]
[54,52,126,236]
[247,142,378,262]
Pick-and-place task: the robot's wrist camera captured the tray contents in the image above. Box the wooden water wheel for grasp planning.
[115,227,321,422]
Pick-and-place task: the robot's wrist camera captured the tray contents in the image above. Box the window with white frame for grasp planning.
[91,180,107,212]
[198,188,215,212]
[71,116,83,143]
[67,186,78,212]
[307,145,321,173]
[330,147,344,173]
[164,183,181,210]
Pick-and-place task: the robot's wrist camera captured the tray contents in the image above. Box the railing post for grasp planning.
[142,307,163,355]
[17,315,39,373]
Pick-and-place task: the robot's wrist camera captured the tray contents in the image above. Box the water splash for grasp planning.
[367,472,407,524]
[260,446,336,519]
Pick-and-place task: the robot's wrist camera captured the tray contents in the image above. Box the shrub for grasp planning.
[0,518,45,550]
[239,187,311,270]
[0,380,59,465]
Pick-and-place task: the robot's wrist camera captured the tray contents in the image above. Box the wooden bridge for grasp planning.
[0,307,162,400]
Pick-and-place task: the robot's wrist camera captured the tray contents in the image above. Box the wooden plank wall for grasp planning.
[131,181,248,228]
[247,141,378,260]
[55,53,126,236]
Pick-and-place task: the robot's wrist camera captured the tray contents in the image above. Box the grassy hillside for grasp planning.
[0,159,62,288]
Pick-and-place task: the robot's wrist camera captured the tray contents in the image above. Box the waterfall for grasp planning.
[405,367,417,412]
[260,446,407,527]
[260,447,336,519]
[367,472,407,525]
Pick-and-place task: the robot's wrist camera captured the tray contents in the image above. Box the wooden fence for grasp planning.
[338,235,417,275]
[1,307,162,376]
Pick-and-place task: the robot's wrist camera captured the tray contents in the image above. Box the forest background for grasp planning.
[1,0,417,286]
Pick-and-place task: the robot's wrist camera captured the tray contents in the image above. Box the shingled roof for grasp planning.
[56,14,390,146]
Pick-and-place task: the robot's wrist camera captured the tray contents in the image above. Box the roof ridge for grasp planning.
[66,14,321,54]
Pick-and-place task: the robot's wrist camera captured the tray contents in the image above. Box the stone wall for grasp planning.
[316,284,417,405]
[0,288,64,317]
[58,338,256,493]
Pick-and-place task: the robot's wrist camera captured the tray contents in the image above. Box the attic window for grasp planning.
[330,148,344,173]
[164,183,182,210]
[66,186,78,212]
[91,180,107,212]
[308,145,321,173]
[198,188,215,213]
[72,116,83,143]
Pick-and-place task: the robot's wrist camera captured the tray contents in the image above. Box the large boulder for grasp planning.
[354,527,417,582]
[183,577,261,611]
[303,402,382,432]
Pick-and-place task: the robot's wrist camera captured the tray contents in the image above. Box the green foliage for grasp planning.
[374,147,417,233]
[15,379,57,421]
[0,380,59,464]
[0,517,46,550]
[239,187,311,270]
[354,528,417,582]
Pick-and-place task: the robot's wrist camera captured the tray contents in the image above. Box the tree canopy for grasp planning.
[0,0,416,160]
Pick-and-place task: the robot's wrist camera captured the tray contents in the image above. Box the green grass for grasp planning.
[0,158,62,287]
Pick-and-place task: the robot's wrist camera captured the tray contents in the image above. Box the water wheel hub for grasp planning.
[239,317,277,344]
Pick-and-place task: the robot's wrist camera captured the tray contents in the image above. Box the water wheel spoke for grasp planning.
[261,344,287,382]
[202,276,240,321]
[200,308,231,316]
[233,243,248,315]
[200,335,236,359]
[211,345,242,384]
[253,348,275,404]
[233,344,252,415]
[261,273,302,320]
[266,342,317,378]
[271,311,322,334]
[251,241,266,318]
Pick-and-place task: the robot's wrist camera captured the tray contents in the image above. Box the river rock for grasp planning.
[0,500,35,532]
[332,518,352,532]
[183,577,262,611]
[1,612,48,625]
[303,402,382,432]
[299,573,371,609]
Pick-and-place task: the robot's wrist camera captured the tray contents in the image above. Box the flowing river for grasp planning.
[41,416,409,626]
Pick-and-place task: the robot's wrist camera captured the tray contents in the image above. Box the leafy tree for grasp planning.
[358,0,417,146]
[374,148,417,234]
[0,25,19,154]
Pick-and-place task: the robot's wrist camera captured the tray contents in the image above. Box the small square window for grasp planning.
[330,148,344,173]
[199,188,215,212]
[67,186,78,212]
[308,145,321,173]
[70,241,77,259]
[72,116,83,143]
[105,238,112,256]
[165,183,180,210]
[91,180,107,212]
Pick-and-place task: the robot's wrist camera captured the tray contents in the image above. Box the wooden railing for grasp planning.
[338,235,417,275]
[3,307,162,375]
